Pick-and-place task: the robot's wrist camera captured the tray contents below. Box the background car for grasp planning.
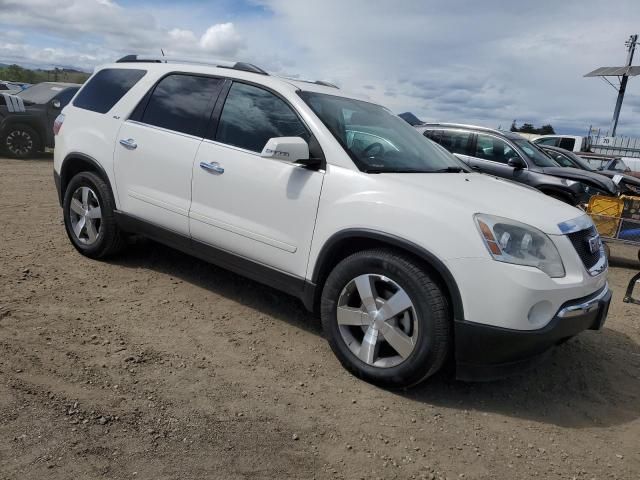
[539,144,640,196]
[0,81,80,158]
[416,123,618,205]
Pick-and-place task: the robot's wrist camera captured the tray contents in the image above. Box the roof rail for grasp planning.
[115,55,269,75]
[419,122,505,135]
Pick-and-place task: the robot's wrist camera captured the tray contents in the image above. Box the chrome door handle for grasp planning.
[119,138,137,150]
[200,161,224,174]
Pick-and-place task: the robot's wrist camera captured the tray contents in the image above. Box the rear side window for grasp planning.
[215,82,308,152]
[559,137,576,150]
[141,74,223,137]
[439,130,471,155]
[74,68,146,113]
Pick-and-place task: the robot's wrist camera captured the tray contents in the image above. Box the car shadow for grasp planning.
[110,240,640,429]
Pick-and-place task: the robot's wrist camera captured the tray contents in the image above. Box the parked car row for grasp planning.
[416,123,618,206]
[0,81,80,158]
[51,56,611,388]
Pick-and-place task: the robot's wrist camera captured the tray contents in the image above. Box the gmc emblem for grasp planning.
[587,235,601,254]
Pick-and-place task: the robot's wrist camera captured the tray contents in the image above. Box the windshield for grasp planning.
[17,83,64,104]
[513,139,559,168]
[299,91,468,173]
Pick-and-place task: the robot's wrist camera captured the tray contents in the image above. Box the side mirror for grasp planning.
[507,156,526,169]
[52,99,61,109]
[260,137,309,163]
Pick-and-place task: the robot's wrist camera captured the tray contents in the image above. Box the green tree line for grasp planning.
[510,120,555,135]
[0,64,90,85]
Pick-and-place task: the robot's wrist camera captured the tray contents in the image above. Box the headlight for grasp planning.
[474,213,565,278]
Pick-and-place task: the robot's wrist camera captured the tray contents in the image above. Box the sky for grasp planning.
[1,0,639,135]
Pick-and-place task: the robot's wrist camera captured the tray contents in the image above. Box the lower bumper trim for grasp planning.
[455,285,612,381]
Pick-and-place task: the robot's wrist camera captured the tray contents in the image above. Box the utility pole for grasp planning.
[610,34,638,137]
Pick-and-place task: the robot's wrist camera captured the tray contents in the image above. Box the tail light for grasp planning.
[53,113,65,136]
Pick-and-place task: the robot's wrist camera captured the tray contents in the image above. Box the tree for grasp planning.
[510,121,556,135]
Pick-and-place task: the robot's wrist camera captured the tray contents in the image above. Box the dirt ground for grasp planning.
[0,156,639,480]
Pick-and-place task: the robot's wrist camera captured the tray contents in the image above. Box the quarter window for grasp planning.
[73,68,146,114]
[141,74,223,137]
[536,137,558,146]
[559,137,576,150]
[474,134,519,164]
[215,82,308,153]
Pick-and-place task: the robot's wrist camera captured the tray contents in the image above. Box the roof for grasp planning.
[416,122,522,139]
[102,57,371,102]
[584,66,640,77]
[38,82,82,87]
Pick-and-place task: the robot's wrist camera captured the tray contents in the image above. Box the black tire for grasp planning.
[62,171,125,259]
[3,124,41,159]
[321,249,451,388]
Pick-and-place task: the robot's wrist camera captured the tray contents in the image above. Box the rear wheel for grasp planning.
[321,249,451,388]
[62,171,125,259]
[3,124,40,159]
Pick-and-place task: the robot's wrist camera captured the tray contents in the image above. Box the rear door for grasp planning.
[114,73,224,235]
[190,81,324,278]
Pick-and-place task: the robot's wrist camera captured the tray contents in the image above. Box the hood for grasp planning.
[599,170,640,186]
[539,166,618,195]
[381,172,584,235]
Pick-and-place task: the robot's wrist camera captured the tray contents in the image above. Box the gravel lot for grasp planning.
[1,156,639,480]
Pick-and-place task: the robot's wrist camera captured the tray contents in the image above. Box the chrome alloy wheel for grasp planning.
[6,129,33,156]
[337,274,418,368]
[69,186,102,245]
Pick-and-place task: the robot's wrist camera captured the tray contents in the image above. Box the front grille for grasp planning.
[567,226,601,270]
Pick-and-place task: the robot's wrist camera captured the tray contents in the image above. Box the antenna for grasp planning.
[161,49,165,57]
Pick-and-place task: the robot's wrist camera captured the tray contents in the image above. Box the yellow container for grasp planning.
[587,195,624,238]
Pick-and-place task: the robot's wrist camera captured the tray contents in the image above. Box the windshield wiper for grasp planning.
[429,166,465,173]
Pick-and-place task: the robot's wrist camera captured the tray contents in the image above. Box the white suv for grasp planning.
[53,56,611,387]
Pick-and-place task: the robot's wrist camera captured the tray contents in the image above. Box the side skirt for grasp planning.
[115,211,317,310]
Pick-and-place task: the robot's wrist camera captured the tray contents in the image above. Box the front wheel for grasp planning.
[321,249,451,388]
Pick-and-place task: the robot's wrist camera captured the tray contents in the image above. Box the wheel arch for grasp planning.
[308,229,464,321]
[59,153,115,207]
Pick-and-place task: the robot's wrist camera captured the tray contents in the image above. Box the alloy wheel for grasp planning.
[69,186,102,245]
[337,274,418,368]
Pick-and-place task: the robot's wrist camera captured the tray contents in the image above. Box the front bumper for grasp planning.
[455,284,612,381]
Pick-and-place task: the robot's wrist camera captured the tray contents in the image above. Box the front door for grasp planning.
[467,132,528,183]
[190,81,324,278]
[114,73,223,235]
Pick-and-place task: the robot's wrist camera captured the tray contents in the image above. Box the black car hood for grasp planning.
[598,169,640,186]
[540,166,618,195]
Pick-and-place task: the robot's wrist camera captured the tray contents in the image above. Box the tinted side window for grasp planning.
[536,137,558,146]
[559,137,575,150]
[423,130,442,142]
[216,82,308,153]
[440,130,471,155]
[550,152,575,168]
[141,74,223,137]
[74,68,146,113]
[474,134,519,164]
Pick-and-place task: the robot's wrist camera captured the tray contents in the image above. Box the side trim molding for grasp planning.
[115,211,308,301]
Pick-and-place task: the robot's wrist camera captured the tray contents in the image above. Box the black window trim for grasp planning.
[128,71,226,139]
[206,78,326,168]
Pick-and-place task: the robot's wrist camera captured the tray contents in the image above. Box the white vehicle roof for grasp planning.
[99,55,370,102]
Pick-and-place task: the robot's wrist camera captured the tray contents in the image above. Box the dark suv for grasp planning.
[416,123,617,205]
[1,82,80,158]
